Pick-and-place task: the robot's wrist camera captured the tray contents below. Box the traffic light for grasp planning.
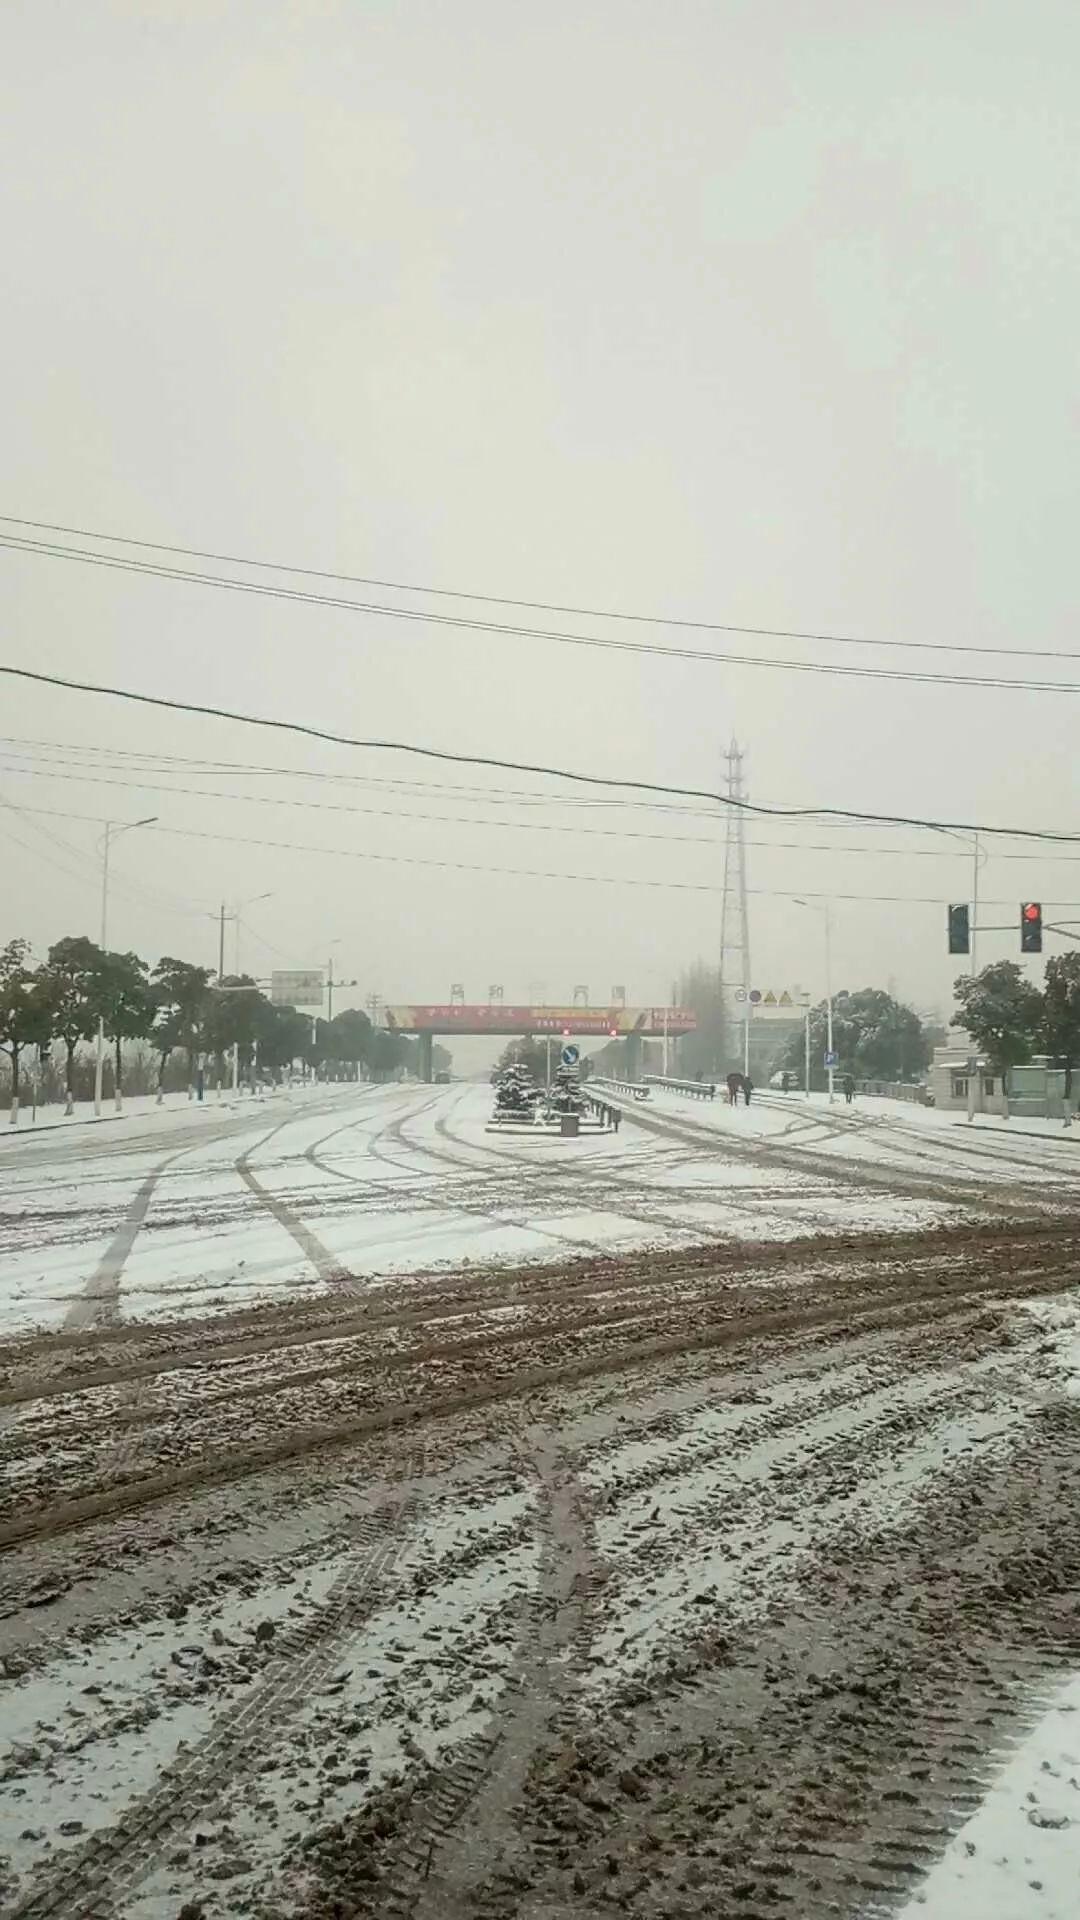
[948,903,970,955]
[1021,902,1043,953]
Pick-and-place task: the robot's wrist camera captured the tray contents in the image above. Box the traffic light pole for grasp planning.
[967,846,978,1124]
[970,835,979,975]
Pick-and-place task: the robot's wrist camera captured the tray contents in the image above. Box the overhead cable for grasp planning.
[3,660,1080,845]
[2,531,1078,696]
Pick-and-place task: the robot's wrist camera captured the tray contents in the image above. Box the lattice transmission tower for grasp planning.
[719,739,752,1029]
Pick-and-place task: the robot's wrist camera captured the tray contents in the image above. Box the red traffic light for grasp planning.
[562,1028,571,1037]
[608,1026,618,1037]
[1021,902,1043,953]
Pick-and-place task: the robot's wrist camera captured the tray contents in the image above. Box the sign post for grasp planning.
[270,969,324,1009]
[745,989,762,1079]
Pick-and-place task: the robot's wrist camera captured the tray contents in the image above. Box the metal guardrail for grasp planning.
[589,1075,651,1101]
[642,1075,717,1101]
[854,1080,932,1105]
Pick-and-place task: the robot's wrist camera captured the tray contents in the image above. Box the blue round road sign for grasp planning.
[561,1044,580,1066]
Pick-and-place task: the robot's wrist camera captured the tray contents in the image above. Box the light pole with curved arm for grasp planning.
[793,897,834,1104]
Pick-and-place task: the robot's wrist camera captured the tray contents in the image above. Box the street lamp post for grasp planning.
[641,970,675,1078]
[793,898,835,1104]
[94,817,157,1117]
[215,893,273,1094]
[325,941,358,1025]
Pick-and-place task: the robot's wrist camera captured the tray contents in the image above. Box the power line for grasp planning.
[3,739,1055,846]
[0,733,726,814]
[0,788,209,921]
[4,738,1071,861]
[2,510,1076,665]
[5,798,1077,906]
[4,659,1080,845]
[10,758,1080,862]
[0,799,98,896]
[235,915,303,967]
[3,531,1079,697]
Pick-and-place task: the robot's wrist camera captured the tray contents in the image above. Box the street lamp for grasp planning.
[640,969,676,1076]
[793,897,834,1104]
[324,938,358,1024]
[217,892,274,980]
[94,816,158,1116]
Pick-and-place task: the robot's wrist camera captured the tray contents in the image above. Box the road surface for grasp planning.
[2,1082,1080,1917]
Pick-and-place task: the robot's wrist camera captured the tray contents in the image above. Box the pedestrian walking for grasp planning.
[743,1076,754,1106]
[843,1073,855,1105]
[612,1106,621,1132]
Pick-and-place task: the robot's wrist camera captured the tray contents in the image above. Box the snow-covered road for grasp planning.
[6,1078,1078,1340]
[4,1083,1080,1918]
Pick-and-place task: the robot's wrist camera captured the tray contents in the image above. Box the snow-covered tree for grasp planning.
[493,1061,537,1122]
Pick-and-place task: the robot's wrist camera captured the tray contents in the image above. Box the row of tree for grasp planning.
[492,954,1080,1098]
[786,959,1080,1095]
[952,955,1080,1092]
[781,988,939,1090]
[584,967,938,1089]
[0,936,437,1109]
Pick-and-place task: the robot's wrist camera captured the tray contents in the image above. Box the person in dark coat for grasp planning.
[743,1076,754,1106]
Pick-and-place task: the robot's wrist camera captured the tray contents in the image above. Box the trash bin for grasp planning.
[560,1113,580,1138]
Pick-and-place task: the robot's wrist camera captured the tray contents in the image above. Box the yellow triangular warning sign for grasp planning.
[763,989,777,1006]
[778,990,793,1006]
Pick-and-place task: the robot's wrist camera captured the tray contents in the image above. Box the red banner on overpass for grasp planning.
[384,1005,696,1037]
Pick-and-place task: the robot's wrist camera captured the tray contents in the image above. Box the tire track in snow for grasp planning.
[5,1460,424,1920]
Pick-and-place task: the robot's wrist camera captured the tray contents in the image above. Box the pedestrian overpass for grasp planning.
[383,1003,696,1082]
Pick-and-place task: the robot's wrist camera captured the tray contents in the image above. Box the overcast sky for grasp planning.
[3,0,1078,1044]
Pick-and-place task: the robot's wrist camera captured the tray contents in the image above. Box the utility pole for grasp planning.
[824,902,835,1105]
[325,953,356,1026]
[93,824,114,1119]
[719,739,752,1080]
[218,903,227,981]
[793,898,834,1103]
[94,816,156,1117]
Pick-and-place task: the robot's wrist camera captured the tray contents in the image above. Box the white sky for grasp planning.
[3,0,1078,1030]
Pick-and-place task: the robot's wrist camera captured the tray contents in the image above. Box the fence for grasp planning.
[854,1080,932,1105]
[642,1074,717,1101]
[589,1075,651,1101]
